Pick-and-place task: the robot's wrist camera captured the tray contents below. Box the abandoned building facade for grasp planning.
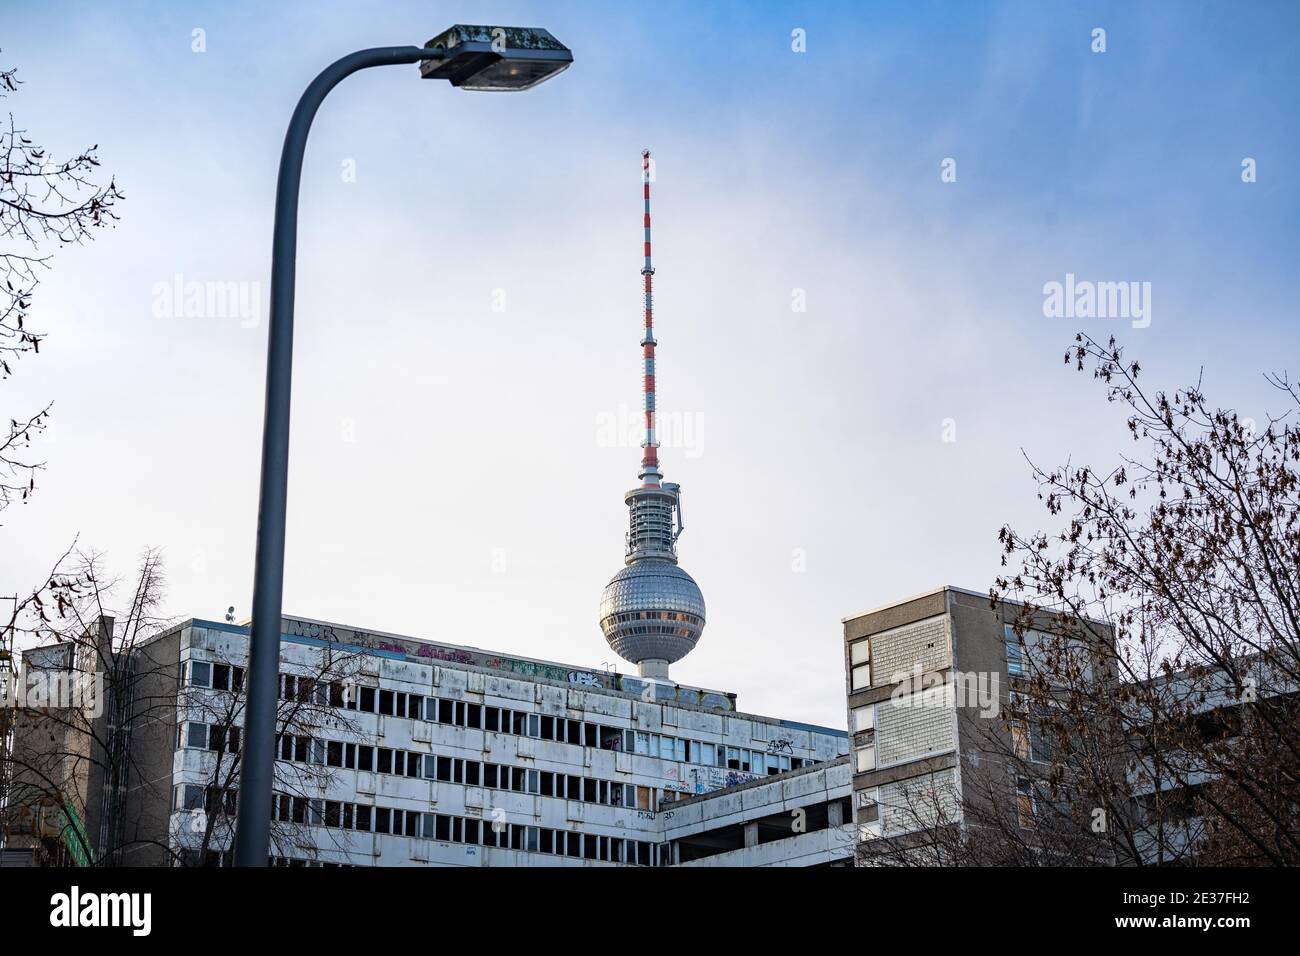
[7,614,851,867]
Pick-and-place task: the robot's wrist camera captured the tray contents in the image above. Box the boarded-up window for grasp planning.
[875,684,955,767]
[870,615,951,688]
[878,769,960,836]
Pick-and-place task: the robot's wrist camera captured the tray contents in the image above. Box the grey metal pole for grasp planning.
[234,46,433,867]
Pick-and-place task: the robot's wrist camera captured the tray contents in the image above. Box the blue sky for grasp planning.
[4,1,1298,727]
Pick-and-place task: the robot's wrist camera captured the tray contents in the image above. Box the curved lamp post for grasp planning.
[233,25,573,867]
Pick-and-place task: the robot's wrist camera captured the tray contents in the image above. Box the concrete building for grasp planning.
[25,613,845,866]
[841,585,1116,862]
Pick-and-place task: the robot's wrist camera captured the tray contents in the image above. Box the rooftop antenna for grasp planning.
[639,149,661,488]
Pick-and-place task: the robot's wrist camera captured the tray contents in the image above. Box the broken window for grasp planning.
[174,784,204,811]
[360,687,376,713]
[1017,779,1036,828]
[357,745,374,772]
[484,707,500,732]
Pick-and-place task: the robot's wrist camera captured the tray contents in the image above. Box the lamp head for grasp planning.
[419,25,573,91]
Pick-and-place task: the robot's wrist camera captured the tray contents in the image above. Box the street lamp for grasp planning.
[233,25,572,868]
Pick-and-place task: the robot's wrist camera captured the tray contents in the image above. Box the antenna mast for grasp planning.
[639,149,660,488]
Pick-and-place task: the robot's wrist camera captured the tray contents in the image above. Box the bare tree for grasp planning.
[1,53,123,515]
[988,333,1300,865]
[0,52,125,817]
[2,549,172,865]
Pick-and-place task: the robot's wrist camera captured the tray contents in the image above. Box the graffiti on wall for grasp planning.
[278,616,735,710]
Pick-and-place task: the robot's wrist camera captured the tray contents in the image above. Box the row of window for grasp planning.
[184,660,815,776]
[175,787,661,865]
[178,720,241,755]
[286,795,660,865]
[183,660,245,693]
[269,733,649,808]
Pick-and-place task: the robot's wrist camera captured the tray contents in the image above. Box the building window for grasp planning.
[188,660,212,688]
[1011,720,1030,760]
[1016,778,1035,828]
[1005,626,1025,678]
[855,744,876,774]
[853,704,874,733]
[850,639,870,690]
[209,724,240,754]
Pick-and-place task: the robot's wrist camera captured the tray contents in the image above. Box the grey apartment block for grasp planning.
[842,586,1041,858]
[842,585,1125,864]
[65,615,846,867]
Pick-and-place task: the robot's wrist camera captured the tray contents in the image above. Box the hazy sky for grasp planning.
[4,1,1298,729]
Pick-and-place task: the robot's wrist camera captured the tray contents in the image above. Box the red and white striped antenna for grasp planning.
[639,148,661,488]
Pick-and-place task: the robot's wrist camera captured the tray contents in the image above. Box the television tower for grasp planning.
[599,150,706,680]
